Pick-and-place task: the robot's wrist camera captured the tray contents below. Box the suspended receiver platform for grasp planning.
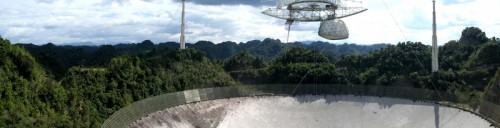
[262,0,367,40]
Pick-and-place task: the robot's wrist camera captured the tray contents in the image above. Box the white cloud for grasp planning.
[0,0,498,45]
[329,0,500,45]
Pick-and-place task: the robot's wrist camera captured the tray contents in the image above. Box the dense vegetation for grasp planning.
[1,38,236,127]
[18,39,386,79]
[1,27,499,127]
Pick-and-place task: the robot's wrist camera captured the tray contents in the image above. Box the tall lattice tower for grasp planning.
[180,0,186,50]
[432,0,438,72]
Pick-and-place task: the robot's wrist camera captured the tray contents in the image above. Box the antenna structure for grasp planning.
[180,0,186,50]
[262,0,367,40]
[432,0,438,72]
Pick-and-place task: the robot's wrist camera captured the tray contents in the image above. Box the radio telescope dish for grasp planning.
[262,0,367,40]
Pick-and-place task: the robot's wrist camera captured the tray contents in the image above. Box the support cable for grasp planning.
[381,0,443,100]
[291,47,328,95]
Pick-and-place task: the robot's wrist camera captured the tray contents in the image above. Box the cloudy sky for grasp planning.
[0,0,499,45]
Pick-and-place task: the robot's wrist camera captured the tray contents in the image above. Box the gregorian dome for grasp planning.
[262,0,366,40]
[319,19,349,40]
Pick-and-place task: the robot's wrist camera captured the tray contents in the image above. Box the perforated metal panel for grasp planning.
[318,19,349,40]
[102,85,500,128]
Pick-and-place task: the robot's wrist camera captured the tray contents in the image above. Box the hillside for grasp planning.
[1,27,499,127]
[17,39,387,79]
[1,37,237,127]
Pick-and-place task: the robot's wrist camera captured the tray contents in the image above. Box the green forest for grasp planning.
[1,27,499,127]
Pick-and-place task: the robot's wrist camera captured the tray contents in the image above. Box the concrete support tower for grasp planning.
[432,0,438,72]
[180,0,186,50]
